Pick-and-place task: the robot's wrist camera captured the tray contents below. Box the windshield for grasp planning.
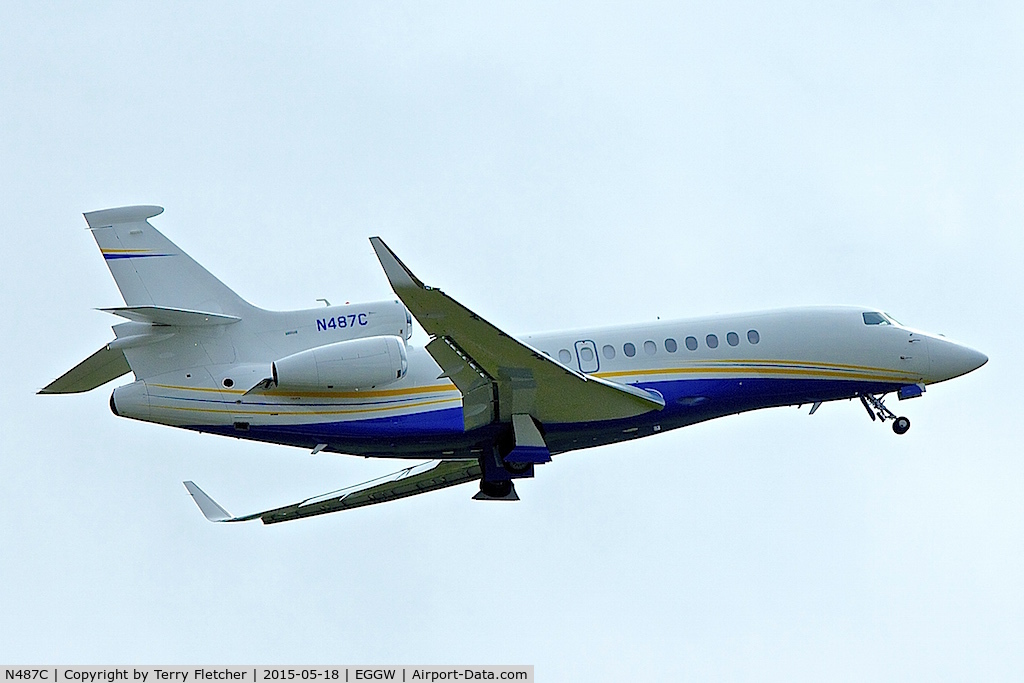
[863,311,902,326]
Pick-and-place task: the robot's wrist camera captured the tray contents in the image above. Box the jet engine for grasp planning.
[272,335,408,391]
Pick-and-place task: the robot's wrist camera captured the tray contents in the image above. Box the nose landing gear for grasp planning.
[892,416,911,435]
[859,393,911,435]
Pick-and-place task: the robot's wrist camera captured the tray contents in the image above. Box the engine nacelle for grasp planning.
[272,335,408,391]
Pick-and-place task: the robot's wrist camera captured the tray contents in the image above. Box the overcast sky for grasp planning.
[2,2,1022,679]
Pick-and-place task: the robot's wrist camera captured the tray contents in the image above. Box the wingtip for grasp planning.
[183,480,234,522]
[369,237,424,290]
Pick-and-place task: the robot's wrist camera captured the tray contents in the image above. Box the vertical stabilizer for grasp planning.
[84,205,253,315]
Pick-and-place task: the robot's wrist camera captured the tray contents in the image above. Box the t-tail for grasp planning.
[85,205,254,316]
[39,205,253,394]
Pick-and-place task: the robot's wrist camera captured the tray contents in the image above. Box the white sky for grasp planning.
[2,2,1022,679]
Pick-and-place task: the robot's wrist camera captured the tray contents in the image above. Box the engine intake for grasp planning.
[272,335,408,391]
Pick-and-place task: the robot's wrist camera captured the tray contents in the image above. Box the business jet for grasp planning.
[40,206,987,524]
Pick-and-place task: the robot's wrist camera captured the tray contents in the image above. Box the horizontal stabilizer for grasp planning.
[183,459,482,524]
[39,344,131,394]
[84,205,165,228]
[100,306,240,326]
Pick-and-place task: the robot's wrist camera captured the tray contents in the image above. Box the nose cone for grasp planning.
[928,337,988,383]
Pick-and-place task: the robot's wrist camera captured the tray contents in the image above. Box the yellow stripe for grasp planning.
[594,357,914,380]
[276,383,458,399]
[152,359,915,405]
[150,382,459,399]
[156,396,461,417]
[595,365,919,383]
[685,358,910,374]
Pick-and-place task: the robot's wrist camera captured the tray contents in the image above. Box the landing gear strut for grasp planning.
[859,393,911,435]
[472,443,527,501]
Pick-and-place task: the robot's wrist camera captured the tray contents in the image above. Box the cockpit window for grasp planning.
[863,311,902,326]
[863,312,890,325]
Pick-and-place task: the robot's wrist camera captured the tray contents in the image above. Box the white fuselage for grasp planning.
[108,305,986,459]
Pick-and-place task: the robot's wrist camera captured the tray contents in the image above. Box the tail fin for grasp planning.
[84,205,253,315]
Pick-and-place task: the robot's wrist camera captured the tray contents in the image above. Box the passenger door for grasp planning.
[574,340,600,374]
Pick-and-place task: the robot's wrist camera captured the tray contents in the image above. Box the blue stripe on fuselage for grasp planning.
[189,406,469,453]
[184,376,905,457]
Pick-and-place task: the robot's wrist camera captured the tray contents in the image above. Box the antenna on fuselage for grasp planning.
[316,298,331,307]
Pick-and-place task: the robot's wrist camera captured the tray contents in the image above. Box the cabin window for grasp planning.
[727,332,739,347]
[644,340,657,355]
[665,338,678,353]
[603,344,615,359]
[624,342,636,357]
[747,329,760,344]
[862,312,890,325]
[685,336,698,351]
[558,349,572,363]
[580,346,595,362]
[706,334,719,349]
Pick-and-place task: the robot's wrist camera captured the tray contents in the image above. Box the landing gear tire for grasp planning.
[892,416,911,435]
[505,460,530,474]
[480,479,513,498]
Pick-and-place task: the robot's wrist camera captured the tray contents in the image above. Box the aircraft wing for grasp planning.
[370,237,665,426]
[184,459,481,524]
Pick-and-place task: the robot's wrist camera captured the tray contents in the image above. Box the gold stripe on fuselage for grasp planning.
[147,358,915,421]
[149,382,460,399]
[153,396,462,418]
[595,358,918,384]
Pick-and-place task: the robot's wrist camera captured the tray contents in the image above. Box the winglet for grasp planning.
[183,481,234,522]
[369,237,425,290]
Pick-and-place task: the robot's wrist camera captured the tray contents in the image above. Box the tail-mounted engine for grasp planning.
[272,335,408,391]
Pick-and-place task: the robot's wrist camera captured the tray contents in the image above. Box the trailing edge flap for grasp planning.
[100,305,241,326]
[369,237,665,424]
[184,459,482,524]
[39,344,131,394]
[426,336,496,431]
